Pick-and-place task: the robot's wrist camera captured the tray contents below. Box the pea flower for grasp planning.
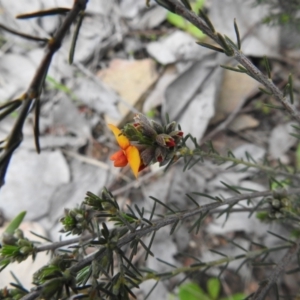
[108,124,141,178]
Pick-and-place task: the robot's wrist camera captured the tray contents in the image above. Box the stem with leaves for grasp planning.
[18,187,300,300]
[154,0,300,123]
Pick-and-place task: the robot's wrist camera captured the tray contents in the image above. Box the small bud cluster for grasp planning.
[267,195,291,219]
[122,114,183,169]
[60,207,91,235]
[83,188,119,214]
[0,229,35,263]
[60,188,124,235]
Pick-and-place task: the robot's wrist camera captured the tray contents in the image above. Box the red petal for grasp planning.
[157,155,163,162]
[138,163,147,172]
[166,139,175,147]
[110,150,128,167]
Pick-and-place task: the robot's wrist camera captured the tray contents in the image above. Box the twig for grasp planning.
[198,151,300,181]
[154,0,300,123]
[0,0,89,188]
[140,243,292,280]
[21,291,41,300]
[35,233,95,253]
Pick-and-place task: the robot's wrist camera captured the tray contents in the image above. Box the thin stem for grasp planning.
[35,233,95,252]
[154,0,300,123]
[0,0,89,187]
[144,243,291,280]
[192,149,300,181]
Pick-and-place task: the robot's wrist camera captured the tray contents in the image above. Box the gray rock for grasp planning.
[0,149,70,220]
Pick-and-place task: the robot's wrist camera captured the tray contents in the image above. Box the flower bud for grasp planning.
[169,130,184,143]
[19,246,31,255]
[166,121,176,134]
[75,214,84,222]
[13,229,24,240]
[155,147,167,163]
[275,212,283,219]
[140,147,155,165]
[156,134,175,148]
[281,197,290,207]
[1,232,18,245]
[134,114,157,138]
[272,199,281,208]
[151,120,164,134]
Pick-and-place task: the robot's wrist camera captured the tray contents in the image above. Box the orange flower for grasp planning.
[108,124,141,178]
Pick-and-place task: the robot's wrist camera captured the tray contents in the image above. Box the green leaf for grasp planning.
[207,278,221,300]
[221,293,246,300]
[46,76,77,100]
[4,211,26,235]
[194,0,205,11]
[166,0,206,39]
[296,143,300,170]
[167,12,187,29]
[186,23,206,39]
[178,282,209,300]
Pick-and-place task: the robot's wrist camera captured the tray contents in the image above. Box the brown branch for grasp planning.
[0,0,88,188]
[154,0,300,123]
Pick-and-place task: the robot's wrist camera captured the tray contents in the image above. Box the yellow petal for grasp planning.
[125,145,141,178]
[108,124,130,150]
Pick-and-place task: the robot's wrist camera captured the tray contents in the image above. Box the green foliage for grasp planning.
[254,100,271,115]
[167,0,206,39]
[46,75,77,100]
[178,279,245,300]
[207,278,220,300]
[3,211,26,235]
[179,282,208,300]
[255,0,300,29]
[296,143,300,170]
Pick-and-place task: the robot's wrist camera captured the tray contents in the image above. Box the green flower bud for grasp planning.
[268,211,276,219]
[75,214,84,222]
[272,199,281,208]
[19,246,31,255]
[13,229,24,240]
[1,232,18,245]
[281,197,290,207]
